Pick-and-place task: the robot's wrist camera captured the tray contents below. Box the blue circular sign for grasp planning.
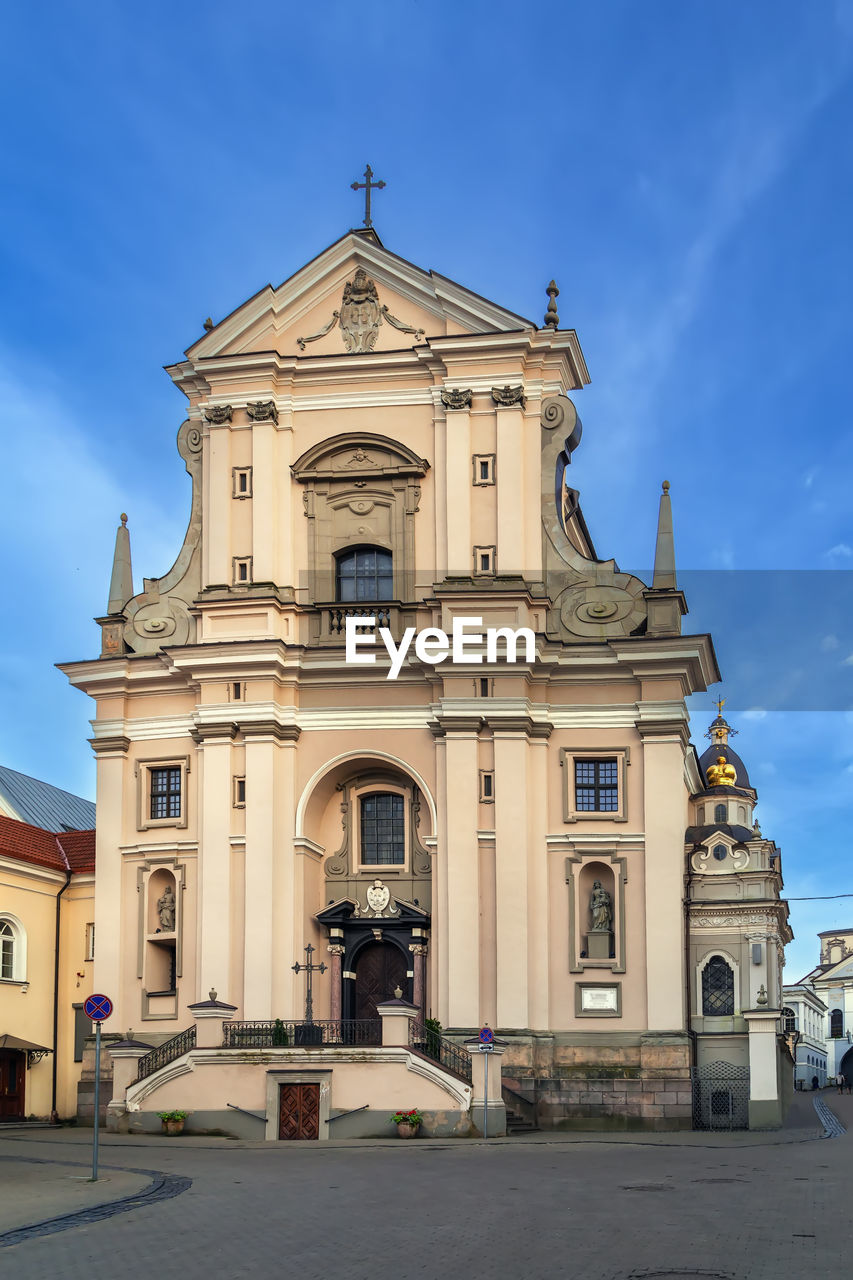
[84,993,113,1022]
[479,1025,494,1044]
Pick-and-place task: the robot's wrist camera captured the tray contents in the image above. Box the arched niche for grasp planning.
[565,848,627,974]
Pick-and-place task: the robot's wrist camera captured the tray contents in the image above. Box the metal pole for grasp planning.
[484,1049,489,1140]
[91,1020,101,1182]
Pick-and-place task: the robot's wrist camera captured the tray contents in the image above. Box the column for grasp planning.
[495,406,524,575]
[327,946,345,1022]
[744,1009,783,1129]
[410,943,428,1017]
[206,427,232,587]
[494,729,529,1028]
[526,734,550,1029]
[243,729,276,1019]
[92,742,128,1022]
[641,724,688,1030]
[197,728,235,1002]
[442,728,481,1028]
[445,408,471,574]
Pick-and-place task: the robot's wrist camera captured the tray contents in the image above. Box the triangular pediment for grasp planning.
[816,955,853,983]
[184,231,534,362]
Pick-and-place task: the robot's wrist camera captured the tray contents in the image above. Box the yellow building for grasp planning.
[0,808,94,1122]
[60,226,791,1137]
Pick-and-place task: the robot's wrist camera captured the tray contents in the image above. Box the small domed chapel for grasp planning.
[61,215,791,1136]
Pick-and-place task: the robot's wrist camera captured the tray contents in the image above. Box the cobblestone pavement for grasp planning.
[0,1092,849,1280]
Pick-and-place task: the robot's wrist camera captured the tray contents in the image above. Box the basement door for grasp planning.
[0,1051,24,1121]
[278,1082,320,1140]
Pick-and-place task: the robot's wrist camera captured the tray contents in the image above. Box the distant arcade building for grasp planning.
[61,223,792,1136]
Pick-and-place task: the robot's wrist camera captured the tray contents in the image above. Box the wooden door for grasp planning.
[355,942,408,1022]
[0,1051,25,1121]
[278,1083,320,1140]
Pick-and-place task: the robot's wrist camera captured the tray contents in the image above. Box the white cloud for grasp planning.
[825,543,853,559]
[742,708,768,720]
[821,634,840,651]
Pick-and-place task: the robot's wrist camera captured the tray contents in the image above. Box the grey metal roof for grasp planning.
[0,765,95,833]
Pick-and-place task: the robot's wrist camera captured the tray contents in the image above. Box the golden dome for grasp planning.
[706,755,737,788]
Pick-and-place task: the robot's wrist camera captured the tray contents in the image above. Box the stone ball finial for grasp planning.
[662,480,670,494]
[394,985,403,999]
[120,513,128,525]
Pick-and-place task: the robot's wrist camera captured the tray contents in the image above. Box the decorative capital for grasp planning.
[327,944,346,957]
[204,404,232,424]
[441,387,473,410]
[491,384,526,409]
[543,279,559,329]
[247,400,278,424]
[408,943,429,956]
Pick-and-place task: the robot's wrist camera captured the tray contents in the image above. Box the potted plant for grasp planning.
[157,1109,188,1136]
[390,1108,423,1138]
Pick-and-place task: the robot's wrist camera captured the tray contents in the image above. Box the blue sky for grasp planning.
[2,1,852,979]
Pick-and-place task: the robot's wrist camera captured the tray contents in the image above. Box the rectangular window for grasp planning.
[360,793,405,865]
[150,767,182,821]
[0,934,12,980]
[472,454,496,485]
[478,677,491,698]
[233,556,253,585]
[232,466,253,498]
[574,759,619,812]
[474,545,495,575]
[233,776,246,808]
[85,923,95,962]
[232,682,243,700]
[479,770,495,802]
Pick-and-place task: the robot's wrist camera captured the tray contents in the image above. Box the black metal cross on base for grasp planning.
[292,943,327,1024]
[351,164,385,228]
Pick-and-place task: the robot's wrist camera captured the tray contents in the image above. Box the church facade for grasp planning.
[60,226,792,1135]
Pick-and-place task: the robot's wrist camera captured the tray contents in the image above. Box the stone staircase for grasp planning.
[503,1082,539,1134]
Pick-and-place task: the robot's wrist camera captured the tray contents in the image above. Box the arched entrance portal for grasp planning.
[839,1045,853,1086]
[354,941,409,1024]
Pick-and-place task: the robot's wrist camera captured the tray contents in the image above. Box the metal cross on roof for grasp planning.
[351,164,386,228]
[292,942,327,1024]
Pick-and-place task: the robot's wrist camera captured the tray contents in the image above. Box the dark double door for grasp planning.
[354,942,408,1023]
[278,1083,320,1140]
[0,1051,24,1121]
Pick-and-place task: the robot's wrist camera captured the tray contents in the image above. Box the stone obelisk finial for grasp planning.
[645,482,686,636]
[652,481,677,590]
[107,513,133,615]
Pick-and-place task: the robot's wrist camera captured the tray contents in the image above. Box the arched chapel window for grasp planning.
[0,918,23,981]
[830,1008,844,1038]
[360,792,405,865]
[782,1007,796,1033]
[702,954,735,1016]
[336,547,393,602]
[714,803,727,823]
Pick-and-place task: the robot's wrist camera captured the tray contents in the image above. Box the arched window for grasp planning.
[0,916,25,982]
[830,1008,844,1038]
[335,547,393,602]
[360,792,405,865]
[714,803,727,823]
[782,1007,796,1033]
[702,954,735,1016]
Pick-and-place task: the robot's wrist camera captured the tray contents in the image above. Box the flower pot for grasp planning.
[162,1118,185,1136]
[395,1122,420,1139]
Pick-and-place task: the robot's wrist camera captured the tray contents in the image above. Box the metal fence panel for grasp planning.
[691,1060,750,1130]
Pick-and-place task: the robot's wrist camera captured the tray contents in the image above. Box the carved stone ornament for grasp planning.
[247,400,278,424]
[297,269,425,353]
[441,388,473,410]
[204,404,233,424]
[354,879,400,919]
[491,385,526,408]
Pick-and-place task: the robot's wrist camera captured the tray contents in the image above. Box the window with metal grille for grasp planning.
[336,547,393,602]
[782,1007,796,1033]
[150,767,182,821]
[0,920,14,980]
[830,1008,844,1038]
[360,792,405,865]
[574,759,619,812]
[702,955,735,1016]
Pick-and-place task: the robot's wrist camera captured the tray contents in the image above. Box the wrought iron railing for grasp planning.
[134,1025,196,1082]
[409,1022,473,1084]
[222,1019,382,1049]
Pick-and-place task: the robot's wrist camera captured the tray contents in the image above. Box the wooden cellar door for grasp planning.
[278,1082,321,1140]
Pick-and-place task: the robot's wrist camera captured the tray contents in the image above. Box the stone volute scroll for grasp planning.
[297,268,425,354]
[540,393,649,641]
[119,420,202,655]
[441,388,473,411]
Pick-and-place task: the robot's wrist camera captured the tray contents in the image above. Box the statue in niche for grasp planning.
[157,884,176,932]
[589,880,612,932]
